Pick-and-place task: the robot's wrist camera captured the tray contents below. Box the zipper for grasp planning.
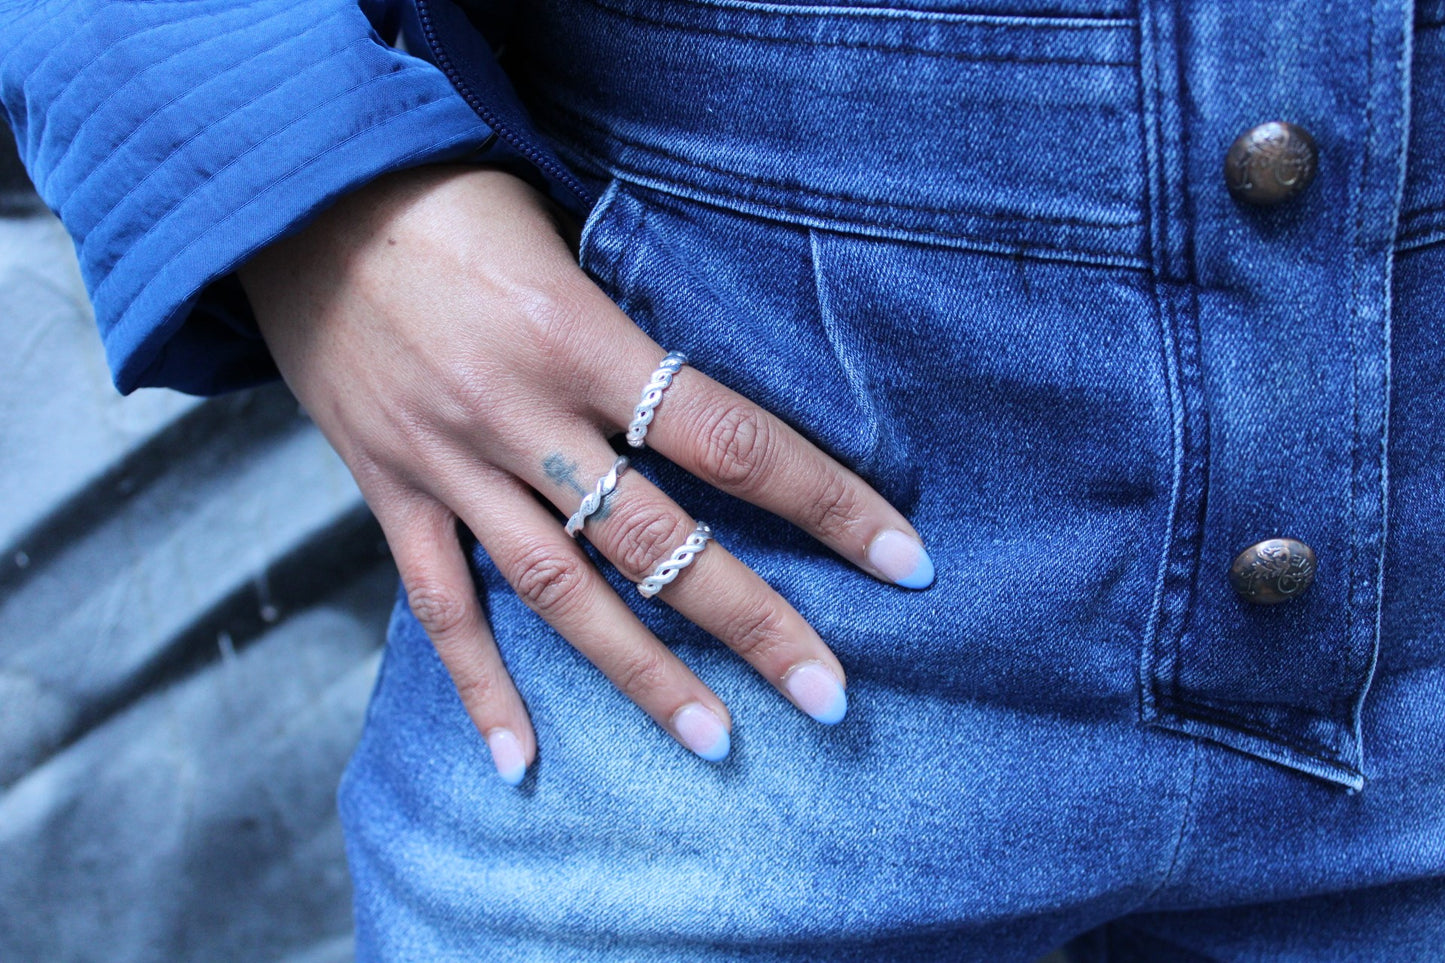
[414,0,594,209]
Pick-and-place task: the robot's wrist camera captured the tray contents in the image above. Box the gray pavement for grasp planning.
[0,132,387,963]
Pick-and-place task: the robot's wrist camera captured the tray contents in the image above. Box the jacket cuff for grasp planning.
[5,0,501,395]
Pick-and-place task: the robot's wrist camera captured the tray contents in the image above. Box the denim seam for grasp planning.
[1164,7,1208,719]
[538,97,1146,233]
[1140,290,1193,728]
[657,0,1134,30]
[1338,2,1371,728]
[1135,0,1173,729]
[1138,0,1209,742]
[1157,697,1358,772]
[1394,228,1445,251]
[1343,0,1372,744]
[1131,737,1202,912]
[1162,302,1201,717]
[577,179,625,290]
[584,184,650,318]
[807,230,887,479]
[1149,3,1179,720]
[579,0,1137,67]
[606,161,1149,269]
[1350,0,1407,783]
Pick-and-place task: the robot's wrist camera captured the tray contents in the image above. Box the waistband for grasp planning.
[506,0,1150,268]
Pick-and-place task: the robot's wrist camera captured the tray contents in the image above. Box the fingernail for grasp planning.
[485,728,527,786]
[784,662,848,725]
[672,703,731,761]
[867,529,935,589]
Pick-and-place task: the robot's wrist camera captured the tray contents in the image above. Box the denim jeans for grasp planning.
[340,0,1445,958]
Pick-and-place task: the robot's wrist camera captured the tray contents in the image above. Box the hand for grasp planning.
[238,166,933,784]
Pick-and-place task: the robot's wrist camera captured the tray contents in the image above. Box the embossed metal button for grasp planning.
[1225,122,1318,206]
[1229,537,1317,604]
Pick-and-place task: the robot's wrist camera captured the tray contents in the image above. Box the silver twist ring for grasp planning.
[626,350,688,449]
[564,456,629,537]
[638,521,714,598]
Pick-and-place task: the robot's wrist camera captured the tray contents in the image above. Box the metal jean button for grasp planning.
[1225,121,1318,206]
[1229,537,1317,604]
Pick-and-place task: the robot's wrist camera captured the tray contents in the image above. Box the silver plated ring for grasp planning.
[638,521,714,598]
[564,456,629,537]
[627,350,688,449]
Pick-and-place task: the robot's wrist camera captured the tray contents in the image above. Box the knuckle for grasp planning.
[805,471,867,543]
[510,277,598,370]
[450,666,501,712]
[428,352,520,434]
[697,400,775,491]
[725,598,790,662]
[509,546,591,618]
[393,369,486,441]
[445,363,501,424]
[406,580,471,641]
[347,451,394,499]
[607,504,693,582]
[611,646,672,696]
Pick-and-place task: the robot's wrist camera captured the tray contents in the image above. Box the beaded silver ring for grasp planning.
[564,456,629,537]
[637,522,714,598]
[626,350,688,449]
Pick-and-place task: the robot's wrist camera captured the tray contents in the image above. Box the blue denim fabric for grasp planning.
[340,0,1445,958]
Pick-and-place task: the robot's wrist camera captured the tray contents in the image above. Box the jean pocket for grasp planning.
[578,180,927,498]
[511,0,1147,268]
[1397,15,1445,251]
[576,176,1178,716]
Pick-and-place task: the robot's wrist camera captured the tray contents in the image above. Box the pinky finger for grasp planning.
[379,498,536,787]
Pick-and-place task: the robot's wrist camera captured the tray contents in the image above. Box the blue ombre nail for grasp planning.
[867,529,935,589]
[485,729,528,786]
[784,662,848,725]
[897,548,935,589]
[673,703,731,761]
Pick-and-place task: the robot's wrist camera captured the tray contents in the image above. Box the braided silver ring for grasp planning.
[638,522,714,598]
[626,350,688,449]
[564,456,629,537]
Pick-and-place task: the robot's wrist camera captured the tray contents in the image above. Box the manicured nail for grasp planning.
[867,529,935,589]
[784,661,848,725]
[672,703,731,761]
[485,728,527,786]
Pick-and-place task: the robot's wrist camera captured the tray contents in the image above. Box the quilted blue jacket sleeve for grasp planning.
[0,0,565,395]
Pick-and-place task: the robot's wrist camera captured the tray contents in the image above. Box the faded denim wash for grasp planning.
[339,0,1445,959]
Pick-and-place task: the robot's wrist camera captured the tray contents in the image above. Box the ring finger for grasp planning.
[455,469,736,763]
[529,446,850,727]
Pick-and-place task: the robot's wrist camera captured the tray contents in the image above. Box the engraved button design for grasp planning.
[1225,121,1319,206]
[1229,538,1317,605]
